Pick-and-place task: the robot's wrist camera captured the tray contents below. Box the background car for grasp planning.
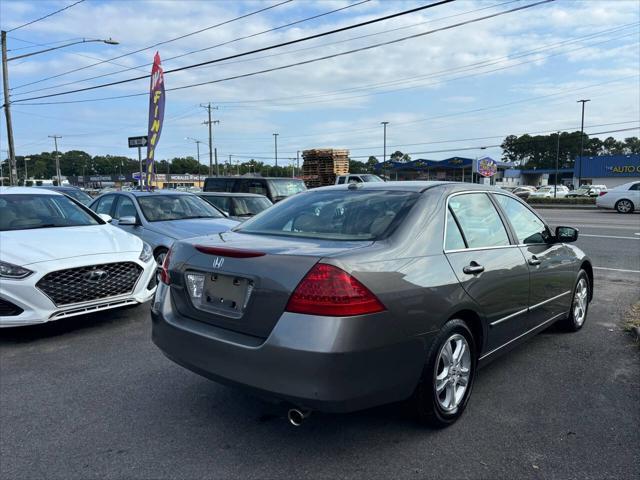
[512,185,537,200]
[89,190,238,266]
[0,187,156,327]
[596,180,640,213]
[196,192,272,221]
[152,181,591,427]
[528,185,569,199]
[35,185,94,206]
[335,174,384,184]
[566,185,607,198]
[203,176,306,203]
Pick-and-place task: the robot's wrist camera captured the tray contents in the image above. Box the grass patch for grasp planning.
[623,302,640,345]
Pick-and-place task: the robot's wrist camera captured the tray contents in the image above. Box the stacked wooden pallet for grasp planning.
[301,149,350,187]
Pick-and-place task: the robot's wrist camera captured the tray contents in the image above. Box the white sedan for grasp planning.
[0,188,157,327]
[528,185,569,199]
[596,180,640,213]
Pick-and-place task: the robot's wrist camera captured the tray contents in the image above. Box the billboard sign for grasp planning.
[477,157,498,177]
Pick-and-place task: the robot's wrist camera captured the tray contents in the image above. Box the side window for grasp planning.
[448,193,510,248]
[337,176,345,185]
[629,183,640,191]
[114,196,138,220]
[206,179,234,192]
[494,194,549,244]
[95,195,115,215]
[445,209,466,250]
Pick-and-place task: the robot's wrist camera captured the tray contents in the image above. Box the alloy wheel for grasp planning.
[434,333,471,412]
[616,200,632,213]
[573,278,588,326]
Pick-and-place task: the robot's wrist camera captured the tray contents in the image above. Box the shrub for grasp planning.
[527,197,596,205]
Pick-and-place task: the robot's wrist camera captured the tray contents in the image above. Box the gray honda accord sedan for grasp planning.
[152,181,592,427]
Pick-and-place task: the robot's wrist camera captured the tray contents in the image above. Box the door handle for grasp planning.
[463,262,485,275]
[528,256,541,266]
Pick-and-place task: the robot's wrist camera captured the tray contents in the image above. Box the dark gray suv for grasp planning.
[152,182,592,427]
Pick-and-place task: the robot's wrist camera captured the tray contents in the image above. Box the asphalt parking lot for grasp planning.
[1,209,638,480]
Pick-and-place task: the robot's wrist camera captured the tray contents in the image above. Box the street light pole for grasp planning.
[23,157,30,186]
[1,34,118,186]
[381,121,389,179]
[48,135,62,186]
[273,133,279,172]
[555,131,560,198]
[577,99,590,187]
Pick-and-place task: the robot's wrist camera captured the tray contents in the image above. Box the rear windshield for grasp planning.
[63,189,93,205]
[236,190,419,240]
[0,194,100,231]
[269,179,306,199]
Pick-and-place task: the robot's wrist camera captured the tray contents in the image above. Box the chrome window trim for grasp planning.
[443,190,513,253]
[529,290,571,311]
[480,311,567,361]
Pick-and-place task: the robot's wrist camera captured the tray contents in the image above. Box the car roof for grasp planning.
[313,180,508,194]
[197,192,267,198]
[0,186,62,196]
[121,189,195,197]
[205,176,304,181]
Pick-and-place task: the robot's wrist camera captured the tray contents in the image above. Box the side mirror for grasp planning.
[555,226,578,243]
[98,213,112,223]
[118,216,138,226]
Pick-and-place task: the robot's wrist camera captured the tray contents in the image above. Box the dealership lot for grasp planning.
[1,208,638,480]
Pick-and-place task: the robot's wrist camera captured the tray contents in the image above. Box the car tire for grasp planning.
[411,319,476,428]
[615,199,634,214]
[559,270,590,332]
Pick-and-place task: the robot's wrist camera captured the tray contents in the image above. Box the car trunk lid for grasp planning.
[169,231,372,338]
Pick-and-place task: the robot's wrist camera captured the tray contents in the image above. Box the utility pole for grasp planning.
[201,103,219,176]
[296,150,300,176]
[273,133,279,173]
[229,154,233,175]
[1,31,17,185]
[23,157,30,186]
[381,121,389,180]
[555,131,561,198]
[48,135,62,186]
[577,99,590,187]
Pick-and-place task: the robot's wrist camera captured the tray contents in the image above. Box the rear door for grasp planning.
[444,192,530,351]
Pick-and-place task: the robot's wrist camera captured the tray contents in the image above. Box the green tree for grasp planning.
[389,150,411,162]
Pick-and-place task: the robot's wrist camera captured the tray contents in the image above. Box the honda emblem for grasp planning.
[212,257,225,269]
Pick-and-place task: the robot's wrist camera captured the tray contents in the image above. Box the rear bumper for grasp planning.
[151,284,430,413]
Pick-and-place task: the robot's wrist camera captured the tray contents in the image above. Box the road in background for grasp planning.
[538,208,640,273]
[1,208,639,480]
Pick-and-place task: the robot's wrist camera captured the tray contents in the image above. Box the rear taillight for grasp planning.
[160,248,172,285]
[286,264,385,317]
[599,191,607,196]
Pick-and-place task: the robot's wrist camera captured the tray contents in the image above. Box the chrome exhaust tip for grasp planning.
[287,408,311,426]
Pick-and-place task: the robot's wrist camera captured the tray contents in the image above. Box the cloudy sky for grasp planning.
[1,0,638,167]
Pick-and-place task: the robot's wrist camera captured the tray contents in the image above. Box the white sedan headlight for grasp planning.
[139,242,153,263]
[0,260,33,279]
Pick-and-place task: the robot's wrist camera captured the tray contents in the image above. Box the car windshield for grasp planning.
[0,194,100,231]
[233,196,272,216]
[137,194,224,222]
[574,188,590,194]
[63,189,94,205]
[236,190,419,240]
[269,179,306,199]
[361,174,384,182]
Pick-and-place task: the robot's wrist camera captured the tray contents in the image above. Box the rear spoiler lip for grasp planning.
[194,245,266,258]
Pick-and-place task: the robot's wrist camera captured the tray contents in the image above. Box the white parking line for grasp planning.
[594,267,640,274]
[581,234,640,240]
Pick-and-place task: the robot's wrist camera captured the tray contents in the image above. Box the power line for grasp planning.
[5,0,86,33]
[12,0,519,97]
[11,0,459,101]
[13,0,375,95]
[9,0,294,90]
[11,0,554,105]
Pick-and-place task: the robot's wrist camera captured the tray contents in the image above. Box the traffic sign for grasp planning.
[128,136,148,148]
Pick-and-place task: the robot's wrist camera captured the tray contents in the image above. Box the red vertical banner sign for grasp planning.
[145,52,165,189]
